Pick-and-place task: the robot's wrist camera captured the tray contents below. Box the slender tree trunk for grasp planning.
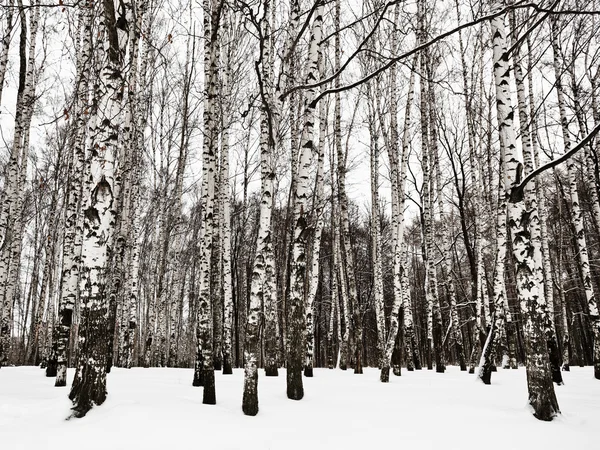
[0,0,15,106]
[220,18,234,374]
[287,1,324,400]
[304,47,326,377]
[0,0,40,368]
[242,0,278,416]
[55,4,93,386]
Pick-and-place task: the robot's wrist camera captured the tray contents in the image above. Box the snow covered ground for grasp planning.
[1,365,599,450]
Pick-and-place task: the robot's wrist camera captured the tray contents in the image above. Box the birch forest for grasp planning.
[2,0,600,425]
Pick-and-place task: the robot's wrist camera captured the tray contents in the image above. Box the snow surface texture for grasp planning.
[1,366,598,449]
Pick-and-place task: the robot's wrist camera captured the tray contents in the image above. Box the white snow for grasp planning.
[1,366,599,449]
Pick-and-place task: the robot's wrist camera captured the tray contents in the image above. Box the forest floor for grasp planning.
[1,365,599,449]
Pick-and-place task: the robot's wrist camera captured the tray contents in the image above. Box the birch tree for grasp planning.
[0,0,40,368]
[490,1,559,420]
[54,4,93,386]
[69,0,129,418]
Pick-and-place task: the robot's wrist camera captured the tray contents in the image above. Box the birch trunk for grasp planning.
[521,33,562,384]
[55,4,93,386]
[242,0,277,416]
[0,0,15,106]
[491,4,559,420]
[0,0,40,368]
[402,249,420,370]
[304,48,326,377]
[193,0,221,405]
[367,84,385,369]
[69,0,127,418]
[220,21,234,374]
[287,1,324,400]
[332,0,351,372]
[418,27,444,372]
[381,51,417,380]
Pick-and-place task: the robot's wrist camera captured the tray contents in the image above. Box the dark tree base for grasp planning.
[407,366,414,371]
[436,366,445,373]
[491,365,497,372]
[55,365,67,387]
[460,364,468,371]
[393,365,401,376]
[552,369,564,385]
[202,369,216,405]
[353,354,363,375]
[303,366,313,377]
[242,369,258,416]
[287,369,304,400]
[380,366,390,382]
[213,358,222,371]
[265,366,278,377]
[192,368,204,387]
[480,368,492,385]
[69,370,107,418]
[562,364,570,372]
[46,362,58,378]
[531,390,560,422]
[339,364,347,370]
[222,356,233,375]
[468,367,475,374]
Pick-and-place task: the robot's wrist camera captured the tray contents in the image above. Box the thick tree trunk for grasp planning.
[491,5,559,421]
[69,0,128,418]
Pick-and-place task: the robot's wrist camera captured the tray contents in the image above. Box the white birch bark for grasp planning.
[402,248,420,370]
[332,0,351,372]
[0,0,40,368]
[417,27,443,372]
[517,33,562,384]
[366,82,385,369]
[121,0,149,370]
[380,45,416,380]
[220,19,234,374]
[69,0,128,418]
[287,0,324,399]
[54,3,93,386]
[242,0,277,416]
[304,47,326,377]
[193,0,221,405]
[491,4,559,420]
[0,0,15,106]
